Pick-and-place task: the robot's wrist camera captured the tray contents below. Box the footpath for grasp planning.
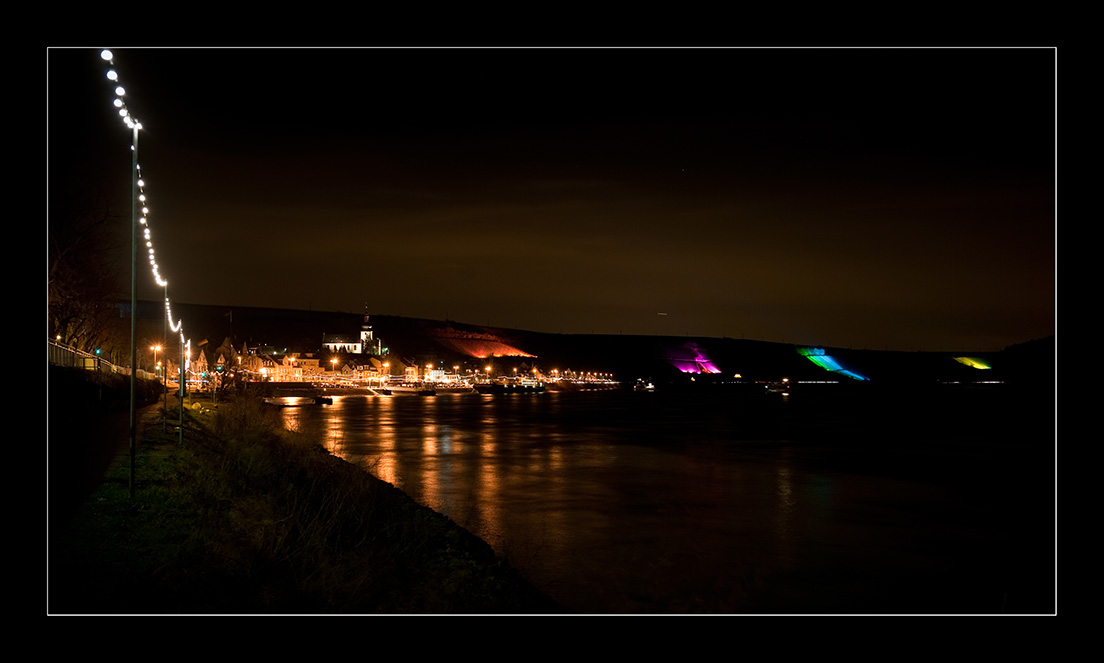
[48,393,164,538]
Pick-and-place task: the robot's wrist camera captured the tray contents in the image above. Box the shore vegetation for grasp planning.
[49,378,559,614]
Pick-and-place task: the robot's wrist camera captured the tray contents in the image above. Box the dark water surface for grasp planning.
[277,386,1054,614]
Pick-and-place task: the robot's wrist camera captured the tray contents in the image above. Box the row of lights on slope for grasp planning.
[100,49,182,338]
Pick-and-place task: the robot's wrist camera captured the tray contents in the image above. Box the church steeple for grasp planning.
[360,307,376,354]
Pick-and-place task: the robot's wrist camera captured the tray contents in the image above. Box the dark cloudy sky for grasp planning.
[48,46,1055,351]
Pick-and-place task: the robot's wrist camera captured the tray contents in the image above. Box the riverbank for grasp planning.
[47,368,560,614]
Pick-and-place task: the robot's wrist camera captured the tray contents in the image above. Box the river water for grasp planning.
[276,385,1054,614]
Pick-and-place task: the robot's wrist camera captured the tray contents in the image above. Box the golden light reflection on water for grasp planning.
[420,416,442,510]
[371,397,400,486]
[276,394,519,554]
[266,390,1024,613]
[286,395,790,582]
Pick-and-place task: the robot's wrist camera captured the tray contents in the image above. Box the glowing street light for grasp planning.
[99,48,192,485]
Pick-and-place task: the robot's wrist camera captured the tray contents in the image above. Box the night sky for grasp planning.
[48,47,1055,352]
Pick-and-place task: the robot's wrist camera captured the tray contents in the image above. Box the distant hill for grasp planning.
[143,302,1053,388]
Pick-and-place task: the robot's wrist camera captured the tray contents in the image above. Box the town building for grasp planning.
[322,313,383,356]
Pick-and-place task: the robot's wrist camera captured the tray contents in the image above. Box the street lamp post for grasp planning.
[162,284,168,430]
[128,120,138,499]
[179,332,185,445]
[104,49,179,495]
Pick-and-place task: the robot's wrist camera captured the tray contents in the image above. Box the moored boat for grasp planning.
[474,380,545,394]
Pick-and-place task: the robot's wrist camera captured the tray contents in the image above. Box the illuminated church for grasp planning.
[321,313,382,355]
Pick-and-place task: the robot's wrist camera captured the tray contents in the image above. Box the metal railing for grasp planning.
[46,340,155,378]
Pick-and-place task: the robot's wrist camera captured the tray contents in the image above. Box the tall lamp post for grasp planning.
[104,49,189,492]
[128,120,139,499]
[161,284,168,430]
[180,333,185,445]
[103,49,143,499]
[151,343,165,427]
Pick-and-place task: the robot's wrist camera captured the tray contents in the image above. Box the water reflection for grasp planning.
[275,389,1046,613]
[774,447,796,569]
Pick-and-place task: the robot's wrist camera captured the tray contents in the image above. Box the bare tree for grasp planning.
[48,191,126,354]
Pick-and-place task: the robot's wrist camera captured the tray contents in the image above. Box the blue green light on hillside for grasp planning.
[797,347,869,381]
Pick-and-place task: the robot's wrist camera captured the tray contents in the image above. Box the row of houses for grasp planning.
[175,314,533,387]
[185,338,393,385]
[175,314,393,385]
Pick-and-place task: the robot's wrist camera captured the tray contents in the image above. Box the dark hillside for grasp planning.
[151,302,1053,389]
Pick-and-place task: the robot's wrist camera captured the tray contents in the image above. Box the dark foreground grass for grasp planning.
[49,393,561,614]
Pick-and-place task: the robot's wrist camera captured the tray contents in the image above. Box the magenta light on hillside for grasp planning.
[666,343,721,374]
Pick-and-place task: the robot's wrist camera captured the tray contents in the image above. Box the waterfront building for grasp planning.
[322,313,384,355]
[322,333,360,354]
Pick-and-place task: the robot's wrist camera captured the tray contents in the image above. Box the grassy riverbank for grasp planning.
[48,384,560,614]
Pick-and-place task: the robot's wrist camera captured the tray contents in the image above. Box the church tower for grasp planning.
[359,311,378,355]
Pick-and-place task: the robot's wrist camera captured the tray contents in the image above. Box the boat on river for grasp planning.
[387,384,440,396]
[474,379,545,394]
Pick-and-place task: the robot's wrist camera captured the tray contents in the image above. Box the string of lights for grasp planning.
[100,50,185,341]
